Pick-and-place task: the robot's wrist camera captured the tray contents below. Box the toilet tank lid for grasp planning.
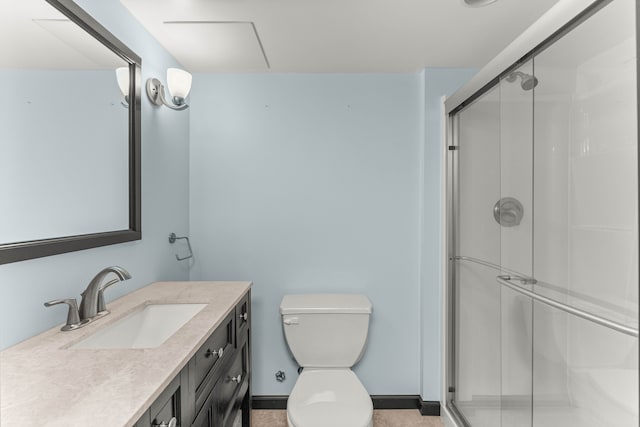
[280,294,372,314]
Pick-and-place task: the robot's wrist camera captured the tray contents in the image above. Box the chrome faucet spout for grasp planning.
[79,266,131,321]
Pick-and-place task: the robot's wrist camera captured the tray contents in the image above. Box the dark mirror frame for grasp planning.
[0,0,142,265]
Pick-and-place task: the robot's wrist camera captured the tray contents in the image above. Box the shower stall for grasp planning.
[444,0,638,426]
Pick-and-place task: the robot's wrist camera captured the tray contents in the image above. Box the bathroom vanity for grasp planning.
[0,281,251,427]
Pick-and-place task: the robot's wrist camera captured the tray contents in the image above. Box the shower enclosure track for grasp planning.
[454,256,639,338]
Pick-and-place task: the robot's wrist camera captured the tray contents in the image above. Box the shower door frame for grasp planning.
[442,0,638,426]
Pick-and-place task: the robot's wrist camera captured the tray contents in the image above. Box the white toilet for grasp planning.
[280,293,373,427]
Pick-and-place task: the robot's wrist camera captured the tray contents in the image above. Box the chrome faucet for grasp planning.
[79,266,131,321]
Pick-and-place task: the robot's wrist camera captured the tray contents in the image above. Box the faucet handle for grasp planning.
[44,298,81,331]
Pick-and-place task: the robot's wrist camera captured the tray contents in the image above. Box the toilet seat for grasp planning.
[287,368,373,427]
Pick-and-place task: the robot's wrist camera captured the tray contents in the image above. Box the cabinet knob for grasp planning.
[239,312,248,322]
[152,417,177,427]
[230,374,242,383]
[205,347,224,359]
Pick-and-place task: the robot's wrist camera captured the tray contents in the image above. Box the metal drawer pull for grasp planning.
[152,417,177,427]
[230,374,242,383]
[239,312,248,321]
[205,347,224,358]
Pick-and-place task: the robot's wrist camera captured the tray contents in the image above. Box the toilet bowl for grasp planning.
[280,294,373,427]
[287,369,373,427]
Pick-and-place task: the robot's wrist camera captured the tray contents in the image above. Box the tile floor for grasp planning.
[252,409,445,427]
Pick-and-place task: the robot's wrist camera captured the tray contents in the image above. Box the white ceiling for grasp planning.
[1,0,125,69]
[119,0,561,73]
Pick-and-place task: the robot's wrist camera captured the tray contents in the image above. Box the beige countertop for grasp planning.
[0,281,252,427]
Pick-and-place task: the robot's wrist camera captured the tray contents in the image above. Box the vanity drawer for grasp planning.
[193,311,234,393]
[235,292,250,346]
[213,339,249,427]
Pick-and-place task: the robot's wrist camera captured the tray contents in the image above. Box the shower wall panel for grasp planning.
[533,0,638,425]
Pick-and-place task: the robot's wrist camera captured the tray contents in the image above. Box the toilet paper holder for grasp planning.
[168,232,193,261]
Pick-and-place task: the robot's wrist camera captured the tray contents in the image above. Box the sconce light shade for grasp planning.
[167,68,192,100]
[146,68,191,111]
[115,67,129,97]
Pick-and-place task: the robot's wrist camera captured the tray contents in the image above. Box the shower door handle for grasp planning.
[496,274,536,285]
[496,275,638,338]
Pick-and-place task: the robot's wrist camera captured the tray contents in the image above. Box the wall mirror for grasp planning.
[0,0,141,264]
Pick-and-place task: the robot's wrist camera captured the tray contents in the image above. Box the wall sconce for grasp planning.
[115,67,130,107]
[146,68,192,111]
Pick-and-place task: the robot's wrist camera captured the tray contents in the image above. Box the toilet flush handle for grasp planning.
[283,317,299,325]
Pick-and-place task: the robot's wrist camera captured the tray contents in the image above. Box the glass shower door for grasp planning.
[452,85,502,427]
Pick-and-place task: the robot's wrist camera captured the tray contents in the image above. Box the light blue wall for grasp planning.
[2,0,478,401]
[0,0,190,349]
[420,68,478,401]
[189,74,424,396]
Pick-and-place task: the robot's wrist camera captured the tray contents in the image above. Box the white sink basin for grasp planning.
[70,303,207,349]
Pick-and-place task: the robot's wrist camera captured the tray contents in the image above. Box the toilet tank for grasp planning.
[280,294,372,368]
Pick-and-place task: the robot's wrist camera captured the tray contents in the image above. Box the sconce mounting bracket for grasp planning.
[146,78,164,106]
[146,77,188,110]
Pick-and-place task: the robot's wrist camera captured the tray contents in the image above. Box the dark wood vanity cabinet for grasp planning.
[135,292,251,427]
